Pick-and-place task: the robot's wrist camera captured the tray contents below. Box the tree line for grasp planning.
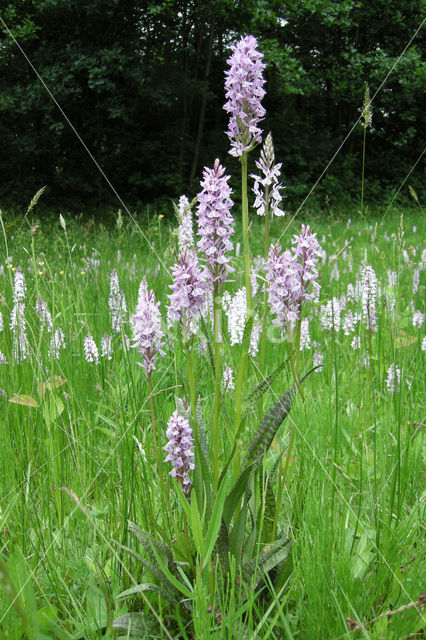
[0,0,424,213]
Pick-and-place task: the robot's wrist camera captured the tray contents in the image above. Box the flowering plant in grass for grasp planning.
[113,36,325,638]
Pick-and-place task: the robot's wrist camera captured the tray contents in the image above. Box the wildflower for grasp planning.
[132,280,165,373]
[176,196,194,251]
[342,311,359,335]
[109,270,127,333]
[224,35,266,157]
[351,336,361,350]
[420,249,426,271]
[249,322,262,356]
[164,410,195,494]
[84,333,99,364]
[313,349,323,370]
[48,328,66,360]
[13,267,26,303]
[386,364,400,394]
[101,334,113,360]
[387,270,397,288]
[0,351,8,365]
[35,296,53,332]
[291,224,321,303]
[422,336,426,351]
[251,133,285,218]
[265,243,301,329]
[196,159,234,287]
[223,366,235,391]
[222,287,247,345]
[412,268,420,295]
[300,318,311,350]
[320,298,341,333]
[412,310,424,328]
[167,248,208,338]
[361,266,378,332]
[330,262,340,282]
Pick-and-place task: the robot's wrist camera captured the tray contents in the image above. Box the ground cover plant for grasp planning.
[0,35,425,640]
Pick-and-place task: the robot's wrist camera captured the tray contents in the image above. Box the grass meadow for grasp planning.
[0,204,425,639]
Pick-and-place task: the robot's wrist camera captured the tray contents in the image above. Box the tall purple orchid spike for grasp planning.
[163,410,195,494]
[224,35,266,157]
[168,248,208,338]
[132,280,165,373]
[196,158,234,287]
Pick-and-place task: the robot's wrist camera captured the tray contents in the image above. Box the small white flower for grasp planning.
[386,364,400,394]
[84,333,99,364]
[223,366,235,391]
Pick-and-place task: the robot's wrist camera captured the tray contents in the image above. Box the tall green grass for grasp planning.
[0,205,424,638]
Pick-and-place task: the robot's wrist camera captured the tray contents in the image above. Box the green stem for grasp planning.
[212,283,221,491]
[272,427,295,540]
[258,190,270,415]
[241,153,252,315]
[288,333,304,402]
[360,124,367,218]
[185,342,198,439]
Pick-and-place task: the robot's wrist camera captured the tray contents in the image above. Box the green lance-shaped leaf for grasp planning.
[240,536,291,587]
[117,544,177,596]
[117,582,178,606]
[263,475,276,543]
[245,366,319,466]
[113,612,158,634]
[192,438,213,525]
[245,359,288,405]
[128,521,173,565]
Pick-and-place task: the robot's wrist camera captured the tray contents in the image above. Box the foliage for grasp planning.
[0,0,424,210]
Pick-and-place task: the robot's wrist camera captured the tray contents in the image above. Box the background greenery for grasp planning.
[0,0,425,212]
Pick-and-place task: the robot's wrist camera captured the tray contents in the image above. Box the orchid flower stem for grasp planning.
[295,314,302,379]
[272,426,295,540]
[241,153,252,315]
[288,335,304,402]
[258,195,270,417]
[185,344,198,440]
[212,283,221,492]
[148,373,175,527]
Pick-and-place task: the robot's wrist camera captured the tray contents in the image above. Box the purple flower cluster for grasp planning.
[291,224,321,302]
[265,226,321,329]
[163,410,195,493]
[196,159,234,286]
[168,248,208,335]
[224,35,266,157]
[132,280,165,373]
[265,243,301,328]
